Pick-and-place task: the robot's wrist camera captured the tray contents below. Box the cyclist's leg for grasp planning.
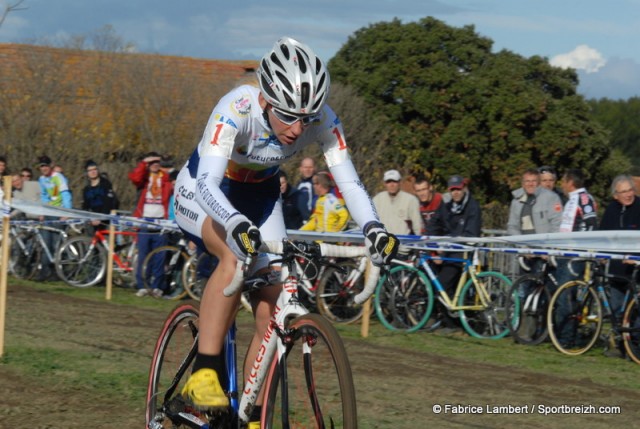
[242,199,287,422]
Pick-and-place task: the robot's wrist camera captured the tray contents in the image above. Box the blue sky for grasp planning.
[1,0,639,100]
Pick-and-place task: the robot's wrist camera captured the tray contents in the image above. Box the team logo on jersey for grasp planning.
[213,113,237,128]
[232,96,251,116]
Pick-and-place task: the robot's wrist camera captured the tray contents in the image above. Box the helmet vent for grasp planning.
[276,71,293,93]
[300,83,310,108]
[280,43,290,60]
[295,48,307,74]
[270,52,285,71]
[260,75,278,100]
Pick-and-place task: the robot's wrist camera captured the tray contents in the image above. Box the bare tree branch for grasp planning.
[0,0,28,28]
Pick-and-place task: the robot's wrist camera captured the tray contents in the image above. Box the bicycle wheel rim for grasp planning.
[374,265,433,333]
[547,281,602,356]
[146,302,200,428]
[143,246,189,298]
[262,313,357,429]
[317,262,366,324]
[623,298,640,364]
[507,274,550,345]
[55,237,105,287]
[458,271,514,339]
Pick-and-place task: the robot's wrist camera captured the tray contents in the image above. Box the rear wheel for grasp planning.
[55,236,106,287]
[9,234,40,280]
[261,313,357,429]
[547,281,602,355]
[316,259,370,324]
[506,274,551,345]
[374,265,434,332]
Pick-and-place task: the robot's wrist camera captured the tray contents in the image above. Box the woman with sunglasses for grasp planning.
[172,37,399,425]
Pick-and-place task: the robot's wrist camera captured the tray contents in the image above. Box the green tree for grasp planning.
[329,17,615,203]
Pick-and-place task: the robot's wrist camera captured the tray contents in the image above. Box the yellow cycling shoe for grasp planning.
[247,422,261,429]
[181,368,229,409]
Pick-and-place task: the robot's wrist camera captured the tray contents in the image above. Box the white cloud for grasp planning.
[550,44,606,73]
[577,57,640,100]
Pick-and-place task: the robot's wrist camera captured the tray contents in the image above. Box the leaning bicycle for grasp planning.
[146,240,379,428]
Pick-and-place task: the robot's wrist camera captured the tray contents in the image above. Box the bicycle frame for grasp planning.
[411,250,491,311]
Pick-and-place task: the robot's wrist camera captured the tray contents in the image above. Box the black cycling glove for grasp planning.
[364,221,399,267]
[225,214,261,261]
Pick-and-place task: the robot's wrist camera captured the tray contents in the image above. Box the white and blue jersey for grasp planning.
[173,85,378,264]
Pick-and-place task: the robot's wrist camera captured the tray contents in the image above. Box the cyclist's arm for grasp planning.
[194,121,240,227]
[319,115,379,229]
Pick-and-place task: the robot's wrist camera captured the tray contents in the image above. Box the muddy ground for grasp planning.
[1,283,639,429]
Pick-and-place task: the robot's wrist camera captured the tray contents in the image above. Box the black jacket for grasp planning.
[82,176,119,214]
[599,197,640,278]
[427,192,482,237]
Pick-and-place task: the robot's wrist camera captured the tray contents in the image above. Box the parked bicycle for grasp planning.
[141,233,191,300]
[505,256,559,345]
[9,222,68,281]
[55,224,137,288]
[146,240,379,428]
[547,258,640,360]
[374,248,515,338]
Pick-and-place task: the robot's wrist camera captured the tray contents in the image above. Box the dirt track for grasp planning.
[1,283,639,429]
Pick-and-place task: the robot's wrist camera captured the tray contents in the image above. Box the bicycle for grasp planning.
[547,258,640,358]
[9,222,68,280]
[374,249,515,338]
[54,224,137,288]
[505,256,559,345]
[146,240,379,428]
[141,233,191,300]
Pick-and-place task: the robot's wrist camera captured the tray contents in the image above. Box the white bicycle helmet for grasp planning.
[257,37,330,115]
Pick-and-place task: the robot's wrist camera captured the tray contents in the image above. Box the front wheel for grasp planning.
[146,302,200,429]
[55,236,106,287]
[547,281,602,356]
[458,271,514,339]
[261,313,357,428]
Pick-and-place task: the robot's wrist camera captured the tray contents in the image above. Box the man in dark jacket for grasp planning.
[427,175,482,331]
[279,171,303,229]
[600,174,640,356]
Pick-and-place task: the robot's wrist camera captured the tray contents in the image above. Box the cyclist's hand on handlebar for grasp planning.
[225,214,261,261]
[364,221,399,267]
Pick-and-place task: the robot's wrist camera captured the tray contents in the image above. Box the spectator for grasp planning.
[296,157,317,222]
[301,171,350,232]
[538,165,567,205]
[20,167,33,181]
[599,174,640,357]
[507,168,562,236]
[82,160,119,233]
[413,175,443,235]
[373,169,422,235]
[0,155,8,179]
[37,155,73,281]
[554,168,598,348]
[10,173,41,219]
[559,168,598,233]
[427,174,482,332]
[128,152,173,297]
[279,171,304,229]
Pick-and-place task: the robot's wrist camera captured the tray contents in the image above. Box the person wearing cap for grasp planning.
[82,160,119,233]
[372,169,422,235]
[128,151,173,298]
[36,154,73,281]
[427,174,482,332]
